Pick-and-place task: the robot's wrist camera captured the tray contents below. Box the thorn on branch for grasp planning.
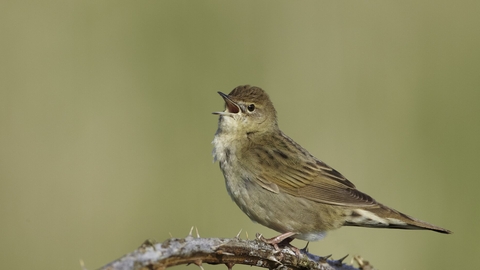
[194,259,204,270]
[235,229,242,239]
[319,254,332,263]
[333,254,349,266]
[225,262,235,270]
[301,241,310,253]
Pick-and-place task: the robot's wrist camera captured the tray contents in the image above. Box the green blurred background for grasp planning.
[1,1,479,269]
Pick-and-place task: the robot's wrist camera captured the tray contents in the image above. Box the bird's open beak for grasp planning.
[213,92,240,115]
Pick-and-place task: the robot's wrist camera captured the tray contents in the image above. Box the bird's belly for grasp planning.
[221,161,343,241]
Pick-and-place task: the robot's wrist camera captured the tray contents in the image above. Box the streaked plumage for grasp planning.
[213,85,451,242]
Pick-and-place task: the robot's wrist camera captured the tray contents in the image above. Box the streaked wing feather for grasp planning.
[246,133,377,207]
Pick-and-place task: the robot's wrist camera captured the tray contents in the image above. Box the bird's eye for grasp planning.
[247,104,255,112]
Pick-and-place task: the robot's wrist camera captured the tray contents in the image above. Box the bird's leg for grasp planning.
[256,232,301,255]
[257,231,296,247]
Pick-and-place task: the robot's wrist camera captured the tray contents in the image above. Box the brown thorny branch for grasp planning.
[95,228,374,270]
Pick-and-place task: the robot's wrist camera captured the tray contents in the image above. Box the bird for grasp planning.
[212,85,451,246]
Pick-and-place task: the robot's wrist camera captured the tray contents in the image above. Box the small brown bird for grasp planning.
[212,85,451,244]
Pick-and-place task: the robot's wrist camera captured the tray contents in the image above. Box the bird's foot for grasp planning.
[256,232,302,256]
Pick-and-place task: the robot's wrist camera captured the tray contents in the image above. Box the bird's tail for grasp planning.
[344,204,452,234]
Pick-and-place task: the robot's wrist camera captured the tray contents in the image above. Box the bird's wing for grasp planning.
[246,134,377,207]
